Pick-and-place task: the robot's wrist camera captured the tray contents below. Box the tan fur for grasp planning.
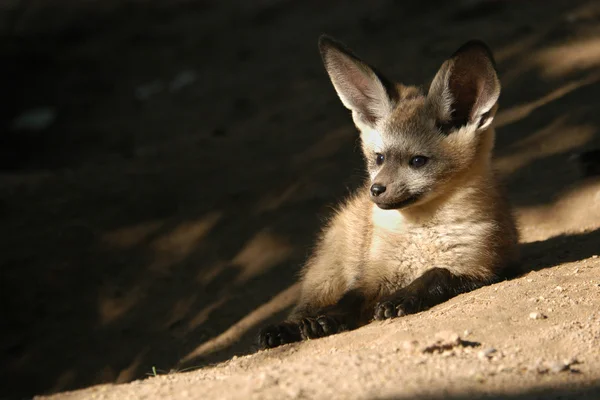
[288,38,519,324]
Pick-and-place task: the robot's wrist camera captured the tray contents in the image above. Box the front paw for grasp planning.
[258,322,301,349]
[374,295,419,320]
[299,315,341,340]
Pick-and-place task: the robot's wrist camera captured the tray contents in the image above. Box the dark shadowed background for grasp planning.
[1,0,600,398]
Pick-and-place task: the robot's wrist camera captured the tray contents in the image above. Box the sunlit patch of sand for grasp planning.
[102,221,164,248]
[495,117,595,175]
[535,37,600,79]
[495,74,600,129]
[180,283,300,364]
[152,213,221,259]
[148,212,222,273]
[99,214,222,324]
[517,178,600,243]
[116,350,148,383]
[232,230,292,283]
[186,297,229,333]
[98,285,144,324]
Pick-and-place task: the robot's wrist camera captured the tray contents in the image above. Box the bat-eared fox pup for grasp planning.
[258,35,519,349]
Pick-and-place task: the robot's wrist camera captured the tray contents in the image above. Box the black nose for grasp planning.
[370,183,386,197]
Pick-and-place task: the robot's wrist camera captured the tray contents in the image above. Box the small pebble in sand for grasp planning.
[564,357,580,366]
[529,312,547,320]
[422,331,463,354]
[477,347,497,361]
[549,361,569,373]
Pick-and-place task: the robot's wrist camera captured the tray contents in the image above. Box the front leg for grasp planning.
[374,267,497,320]
[258,289,366,349]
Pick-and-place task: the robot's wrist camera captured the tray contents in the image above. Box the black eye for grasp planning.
[375,153,385,166]
[409,155,428,168]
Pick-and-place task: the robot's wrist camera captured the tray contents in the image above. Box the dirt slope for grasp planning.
[39,253,600,400]
[1,0,600,399]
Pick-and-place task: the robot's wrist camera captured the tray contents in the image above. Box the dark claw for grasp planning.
[260,315,345,348]
[397,296,419,315]
[300,317,324,339]
[374,302,394,320]
[299,318,310,339]
[396,306,407,317]
[374,296,419,320]
[257,326,281,349]
[299,315,341,339]
[374,301,395,320]
[257,322,301,349]
[317,315,338,335]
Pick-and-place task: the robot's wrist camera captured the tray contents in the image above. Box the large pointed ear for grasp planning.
[428,40,500,133]
[319,35,397,127]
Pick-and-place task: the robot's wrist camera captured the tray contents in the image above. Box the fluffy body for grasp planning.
[258,36,519,349]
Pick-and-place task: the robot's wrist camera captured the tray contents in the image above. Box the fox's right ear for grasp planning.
[428,40,500,133]
[319,35,397,127]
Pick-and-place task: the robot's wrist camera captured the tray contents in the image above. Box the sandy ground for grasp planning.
[39,255,600,400]
[1,0,600,399]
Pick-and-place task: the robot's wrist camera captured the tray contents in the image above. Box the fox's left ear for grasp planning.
[428,40,500,133]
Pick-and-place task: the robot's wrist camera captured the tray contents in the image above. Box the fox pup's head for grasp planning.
[319,35,500,210]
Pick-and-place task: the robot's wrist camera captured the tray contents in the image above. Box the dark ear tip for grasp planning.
[318,34,338,54]
[317,35,360,64]
[453,39,497,67]
[318,34,334,45]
